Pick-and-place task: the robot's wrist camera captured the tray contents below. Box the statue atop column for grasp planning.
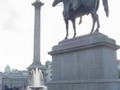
[52,0,109,39]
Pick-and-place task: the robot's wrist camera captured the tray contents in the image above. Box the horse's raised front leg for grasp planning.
[78,16,82,24]
[72,18,76,38]
[64,19,69,39]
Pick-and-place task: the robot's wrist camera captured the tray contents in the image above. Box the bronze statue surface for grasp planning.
[52,0,109,39]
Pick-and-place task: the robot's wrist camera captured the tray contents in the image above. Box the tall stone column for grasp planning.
[27,1,47,90]
[28,0,44,70]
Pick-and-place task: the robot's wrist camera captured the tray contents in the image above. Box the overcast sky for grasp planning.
[0,0,120,72]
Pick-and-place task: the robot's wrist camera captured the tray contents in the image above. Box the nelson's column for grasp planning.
[28,0,45,70]
[27,0,46,89]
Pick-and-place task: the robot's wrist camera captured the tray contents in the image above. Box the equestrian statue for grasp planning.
[52,0,109,39]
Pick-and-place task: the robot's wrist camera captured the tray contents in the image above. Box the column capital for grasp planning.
[32,1,44,8]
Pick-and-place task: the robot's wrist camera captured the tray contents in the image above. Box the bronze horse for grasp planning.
[52,0,109,39]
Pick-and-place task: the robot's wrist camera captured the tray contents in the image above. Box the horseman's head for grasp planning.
[52,0,62,7]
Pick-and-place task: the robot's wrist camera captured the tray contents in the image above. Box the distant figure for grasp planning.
[52,0,109,39]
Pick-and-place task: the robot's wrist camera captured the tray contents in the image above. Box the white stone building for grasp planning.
[2,65,28,90]
[45,61,52,83]
[0,72,2,90]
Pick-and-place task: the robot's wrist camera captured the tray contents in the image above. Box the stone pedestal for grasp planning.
[48,32,120,90]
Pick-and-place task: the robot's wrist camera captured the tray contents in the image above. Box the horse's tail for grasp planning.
[102,0,109,17]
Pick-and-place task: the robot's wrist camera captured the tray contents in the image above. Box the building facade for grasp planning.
[0,72,2,90]
[45,61,52,83]
[2,65,28,90]
[2,62,53,90]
